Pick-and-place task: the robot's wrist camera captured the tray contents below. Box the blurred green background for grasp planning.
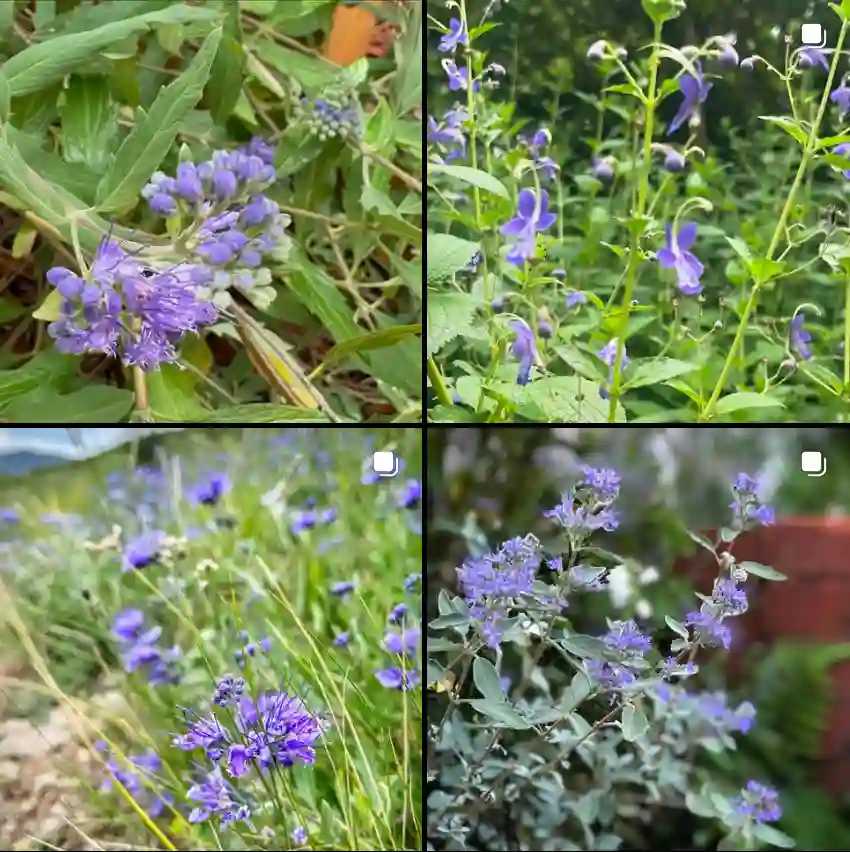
[427,426,850,850]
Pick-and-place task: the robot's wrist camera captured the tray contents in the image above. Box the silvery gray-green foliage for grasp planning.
[426,466,795,852]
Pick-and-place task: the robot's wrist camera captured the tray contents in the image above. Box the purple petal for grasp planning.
[516,189,536,220]
[677,222,698,251]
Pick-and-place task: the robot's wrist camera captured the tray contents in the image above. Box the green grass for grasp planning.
[0,427,421,851]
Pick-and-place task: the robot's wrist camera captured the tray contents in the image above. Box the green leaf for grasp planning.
[759,115,810,147]
[0,72,9,124]
[685,529,716,554]
[747,257,785,283]
[312,324,422,378]
[624,358,699,389]
[426,233,480,285]
[361,185,422,243]
[428,163,511,199]
[641,0,686,24]
[59,75,118,172]
[364,97,396,155]
[0,131,114,252]
[201,404,331,423]
[205,1,244,124]
[665,616,690,639]
[738,561,788,581]
[621,704,649,742]
[752,824,796,849]
[472,657,504,701]
[1,385,134,422]
[391,2,421,116]
[713,392,785,416]
[253,40,338,94]
[0,4,220,97]
[96,27,222,212]
[146,363,209,422]
[32,289,63,322]
[0,0,14,36]
[274,124,325,177]
[518,376,627,423]
[427,291,477,357]
[468,699,532,729]
[559,634,607,658]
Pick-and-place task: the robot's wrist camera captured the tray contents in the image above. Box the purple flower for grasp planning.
[187,471,229,506]
[799,47,829,71]
[685,609,732,649]
[389,603,408,623]
[587,659,635,689]
[545,501,620,534]
[566,290,587,308]
[174,162,204,202]
[332,631,349,648]
[375,666,420,690]
[598,339,629,400]
[603,619,652,654]
[439,18,468,53]
[658,222,704,295]
[730,473,775,527]
[99,746,173,818]
[831,85,850,118]
[187,767,241,825]
[292,826,308,845]
[668,62,712,135]
[735,781,782,823]
[510,319,538,385]
[579,466,621,503]
[404,573,420,592]
[664,149,686,172]
[833,143,850,178]
[331,580,356,597]
[122,530,166,571]
[111,609,145,643]
[397,480,421,509]
[500,188,557,266]
[442,59,478,91]
[718,42,739,67]
[213,674,246,707]
[591,156,614,182]
[789,313,812,360]
[712,578,748,615]
[173,711,229,755]
[384,627,420,655]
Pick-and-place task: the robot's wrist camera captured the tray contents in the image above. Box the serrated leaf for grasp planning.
[96,27,222,212]
[516,375,627,423]
[472,657,504,701]
[427,291,477,357]
[428,163,511,199]
[426,233,480,285]
[624,358,699,389]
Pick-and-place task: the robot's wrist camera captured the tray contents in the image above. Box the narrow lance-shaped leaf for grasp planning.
[96,27,223,213]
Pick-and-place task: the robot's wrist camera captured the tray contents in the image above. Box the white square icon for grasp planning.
[801,23,825,47]
[801,450,826,476]
[372,450,398,477]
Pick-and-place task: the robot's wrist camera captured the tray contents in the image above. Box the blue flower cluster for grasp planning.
[46,239,218,371]
[142,138,291,301]
[122,529,167,571]
[295,92,363,141]
[735,780,782,824]
[376,616,420,691]
[173,686,325,827]
[111,608,180,686]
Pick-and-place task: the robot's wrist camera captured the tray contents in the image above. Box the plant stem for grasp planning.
[607,18,662,422]
[700,19,850,420]
[845,271,850,389]
[428,356,453,406]
[133,365,151,421]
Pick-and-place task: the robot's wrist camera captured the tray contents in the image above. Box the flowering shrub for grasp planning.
[0,1,422,423]
[426,0,850,423]
[0,427,421,850]
[427,463,796,851]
